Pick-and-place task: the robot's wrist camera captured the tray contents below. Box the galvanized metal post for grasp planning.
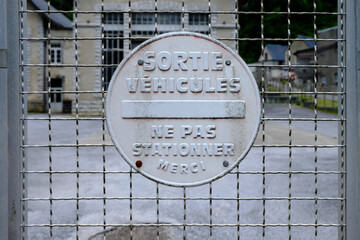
[0,0,22,239]
[345,0,360,239]
[0,0,9,237]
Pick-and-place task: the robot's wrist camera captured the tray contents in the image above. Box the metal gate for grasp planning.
[1,0,360,239]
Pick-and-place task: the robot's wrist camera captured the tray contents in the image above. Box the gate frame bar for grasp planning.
[0,0,22,239]
[345,0,360,239]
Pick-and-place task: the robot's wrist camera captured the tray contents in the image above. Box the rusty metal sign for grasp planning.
[106,32,260,187]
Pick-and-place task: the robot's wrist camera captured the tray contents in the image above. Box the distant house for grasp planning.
[261,44,288,65]
[286,35,315,65]
[252,44,288,84]
[26,0,73,113]
[316,27,338,90]
[289,37,315,87]
[290,27,337,91]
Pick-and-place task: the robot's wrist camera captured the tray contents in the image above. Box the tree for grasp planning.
[49,0,73,20]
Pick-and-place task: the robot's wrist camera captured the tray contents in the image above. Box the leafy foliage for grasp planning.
[238,0,337,63]
[49,0,73,20]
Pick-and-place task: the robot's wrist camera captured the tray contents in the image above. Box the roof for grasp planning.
[295,41,337,56]
[266,44,288,61]
[294,48,314,58]
[297,35,315,49]
[29,0,72,29]
[318,26,337,33]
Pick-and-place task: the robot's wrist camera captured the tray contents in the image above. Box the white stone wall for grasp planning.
[26,2,45,111]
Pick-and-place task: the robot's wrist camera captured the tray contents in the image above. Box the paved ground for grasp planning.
[25,104,342,239]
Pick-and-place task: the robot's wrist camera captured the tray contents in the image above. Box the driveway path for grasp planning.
[26,104,341,239]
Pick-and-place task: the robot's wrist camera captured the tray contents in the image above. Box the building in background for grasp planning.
[251,44,288,88]
[26,0,73,113]
[262,44,287,82]
[75,0,238,114]
[262,44,287,66]
[251,27,338,92]
[26,0,239,114]
[291,27,338,91]
[25,1,338,114]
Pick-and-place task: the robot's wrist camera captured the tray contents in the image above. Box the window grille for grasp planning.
[103,13,125,89]
[158,13,181,25]
[103,11,214,89]
[104,13,124,25]
[103,31,124,89]
[189,13,208,25]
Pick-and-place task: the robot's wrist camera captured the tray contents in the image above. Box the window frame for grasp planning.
[49,42,63,64]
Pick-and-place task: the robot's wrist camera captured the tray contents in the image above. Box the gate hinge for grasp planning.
[0,49,7,68]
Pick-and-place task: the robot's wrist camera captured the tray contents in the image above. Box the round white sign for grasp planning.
[106,32,260,187]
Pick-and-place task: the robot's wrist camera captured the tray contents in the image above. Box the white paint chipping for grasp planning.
[121,100,245,119]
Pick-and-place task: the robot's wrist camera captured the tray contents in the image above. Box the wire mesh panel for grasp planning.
[20,0,345,239]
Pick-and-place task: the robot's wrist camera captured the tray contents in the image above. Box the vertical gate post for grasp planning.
[0,0,21,239]
[345,0,360,239]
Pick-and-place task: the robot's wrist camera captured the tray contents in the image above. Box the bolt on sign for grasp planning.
[106,32,260,187]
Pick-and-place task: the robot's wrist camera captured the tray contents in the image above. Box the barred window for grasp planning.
[132,13,155,25]
[189,13,208,25]
[104,13,124,25]
[103,13,124,90]
[189,13,209,34]
[103,31,124,90]
[102,12,209,88]
[131,13,182,48]
[158,13,181,25]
